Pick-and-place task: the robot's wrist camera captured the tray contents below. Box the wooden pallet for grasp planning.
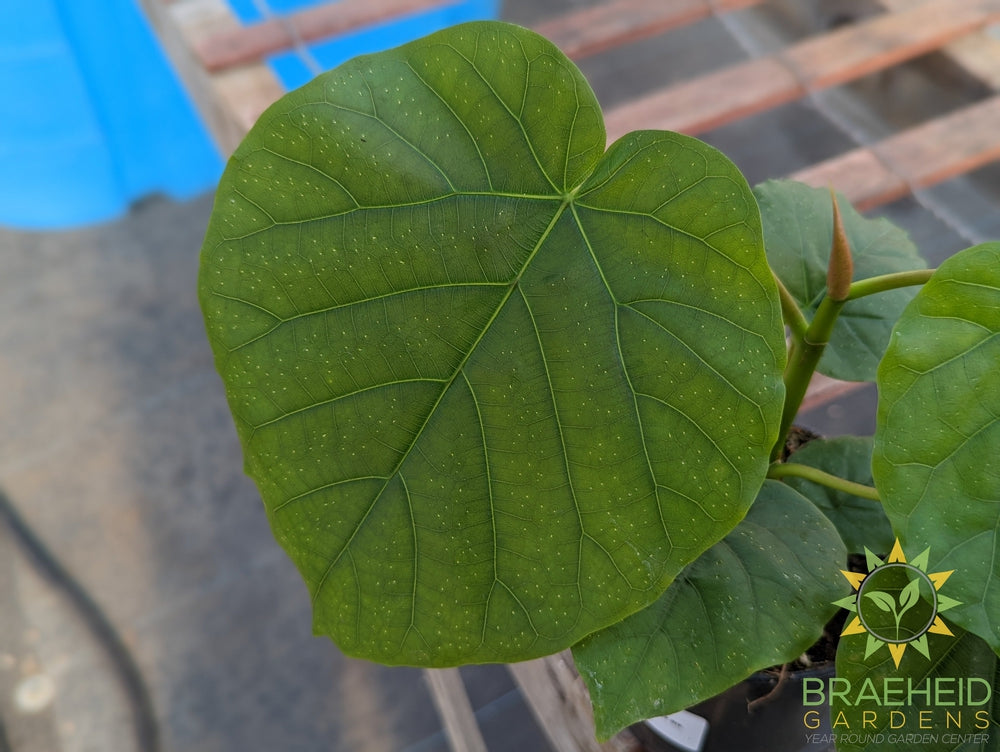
[142,0,1000,750]
[146,0,1000,205]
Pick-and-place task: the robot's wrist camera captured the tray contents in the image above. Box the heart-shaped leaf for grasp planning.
[573,481,846,739]
[199,21,786,666]
[755,180,927,382]
[779,436,894,554]
[874,242,1000,655]
[834,627,1000,752]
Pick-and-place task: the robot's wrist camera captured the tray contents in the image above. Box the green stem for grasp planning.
[847,269,935,300]
[768,268,935,460]
[774,273,809,339]
[771,295,846,461]
[768,462,881,501]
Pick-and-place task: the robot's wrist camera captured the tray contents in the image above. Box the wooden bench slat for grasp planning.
[136,0,284,153]
[194,0,770,73]
[604,58,802,140]
[790,93,1000,210]
[194,15,293,70]
[212,65,288,139]
[424,669,489,752]
[534,0,764,61]
[508,652,642,752]
[877,93,1000,191]
[604,0,1000,141]
[942,30,1000,90]
[789,151,910,212]
[194,0,453,71]
[877,0,1000,90]
[785,0,1000,89]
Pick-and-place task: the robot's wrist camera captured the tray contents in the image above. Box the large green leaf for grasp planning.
[873,242,1000,655]
[754,180,927,382]
[199,21,786,666]
[833,628,1000,752]
[573,481,846,739]
[781,436,894,554]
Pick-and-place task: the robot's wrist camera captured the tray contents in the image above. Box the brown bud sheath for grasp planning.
[827,188,854,301]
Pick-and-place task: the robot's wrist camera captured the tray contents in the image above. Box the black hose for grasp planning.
[0,488,161,752]
[0,714,11,752]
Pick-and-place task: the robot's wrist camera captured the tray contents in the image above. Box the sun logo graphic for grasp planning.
[835,539,962,668]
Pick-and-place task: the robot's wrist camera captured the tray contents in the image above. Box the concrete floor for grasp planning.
[1,1,997,751]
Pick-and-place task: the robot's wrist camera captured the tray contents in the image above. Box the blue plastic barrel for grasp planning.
[0,0,224,229]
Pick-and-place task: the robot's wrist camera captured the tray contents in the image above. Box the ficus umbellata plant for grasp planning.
[198,20,1000,750]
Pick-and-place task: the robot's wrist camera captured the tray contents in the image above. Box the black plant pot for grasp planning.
[631,662,836,752]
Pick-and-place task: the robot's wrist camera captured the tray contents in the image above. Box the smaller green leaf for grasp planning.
[834,627,1000,752]
[572,481,847,740]
[755,180,927,382]
[780,436,893,554]
[864,590,897,614]
[874,242,1000,655]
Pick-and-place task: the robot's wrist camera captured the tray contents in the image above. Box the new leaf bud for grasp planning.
[827,188,854,301]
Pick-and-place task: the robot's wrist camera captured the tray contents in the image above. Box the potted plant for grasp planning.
[197,20,1000,751]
